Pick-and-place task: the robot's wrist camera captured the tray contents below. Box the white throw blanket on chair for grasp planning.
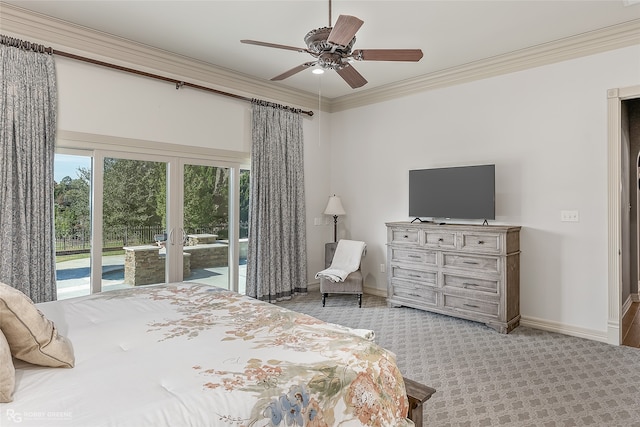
[315,240,366,283]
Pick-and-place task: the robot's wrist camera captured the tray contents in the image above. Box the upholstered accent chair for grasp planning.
[320,242,365,308]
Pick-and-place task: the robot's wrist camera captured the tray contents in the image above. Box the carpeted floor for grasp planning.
[276,291,640,426]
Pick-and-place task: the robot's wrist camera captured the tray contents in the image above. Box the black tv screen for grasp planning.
[409,164,495,220]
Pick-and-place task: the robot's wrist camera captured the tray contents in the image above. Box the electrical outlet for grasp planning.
[560,210,579,222]
[380,263,386,273]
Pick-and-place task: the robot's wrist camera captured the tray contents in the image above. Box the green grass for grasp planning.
[56,250,124,263]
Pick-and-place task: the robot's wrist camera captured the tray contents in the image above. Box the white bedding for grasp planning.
[1,282,412,426]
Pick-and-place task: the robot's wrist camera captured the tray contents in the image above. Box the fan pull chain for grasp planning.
[317,76,323,147]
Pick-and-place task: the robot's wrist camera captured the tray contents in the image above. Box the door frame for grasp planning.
[607,85,640,345]
[56,131,250,294]
[93,149,179,292]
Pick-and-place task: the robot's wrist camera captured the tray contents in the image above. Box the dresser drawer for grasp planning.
[443,253,498,273]
[391,266,437,286]
[443,294,498,317]
[390,228,420,244]
[443,274,498,294]
[390,248,437,266]
[460,233,501,254]
[392,280,438,305]
[424,231,456,249]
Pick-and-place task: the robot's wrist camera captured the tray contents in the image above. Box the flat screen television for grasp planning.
[409,164,495,221]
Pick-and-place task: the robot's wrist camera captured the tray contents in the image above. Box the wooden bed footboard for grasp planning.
[403,377,436,427]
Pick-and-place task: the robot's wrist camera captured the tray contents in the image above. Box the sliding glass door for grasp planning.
[102,156,168,291]
[238,169,250,294]
[179,160,250,292]
[55,152,172,299]
[181,162,230,288]
[54,146,247,299]
[54,152,92,299]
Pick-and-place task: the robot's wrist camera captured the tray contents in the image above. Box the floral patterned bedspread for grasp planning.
[2,283,412,426]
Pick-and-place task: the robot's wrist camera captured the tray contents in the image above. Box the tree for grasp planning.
[102,158,165,229]
[54,158,240,246]
[54,172,90,238]
[183,165,229,237]
[239,170,250,238]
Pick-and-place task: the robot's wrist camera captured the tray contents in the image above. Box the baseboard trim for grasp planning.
[520,315,609,343]
[310,284,613,344]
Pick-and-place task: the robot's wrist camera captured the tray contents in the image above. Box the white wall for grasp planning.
[56,57,250,152]
[47,38,640,337]
[54,55,332,284]
[329,45,640,336]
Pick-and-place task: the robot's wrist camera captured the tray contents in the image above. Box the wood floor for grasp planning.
[622,301,640,348]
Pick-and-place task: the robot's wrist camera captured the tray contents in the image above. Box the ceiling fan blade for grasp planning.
[327,15,364,47]
[352,49,424,62]
[336,64,368,89]
[271,62,316,81]
[241,39,308,53]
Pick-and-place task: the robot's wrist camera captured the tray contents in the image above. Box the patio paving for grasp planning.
[56,254,245,300]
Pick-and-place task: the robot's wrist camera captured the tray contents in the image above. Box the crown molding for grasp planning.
[329,19,640,112]
[2,2,638,113]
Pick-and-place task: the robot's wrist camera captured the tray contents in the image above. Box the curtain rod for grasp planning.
[0,34,314,117]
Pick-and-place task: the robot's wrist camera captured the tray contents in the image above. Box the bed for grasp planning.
[1,282,415,426]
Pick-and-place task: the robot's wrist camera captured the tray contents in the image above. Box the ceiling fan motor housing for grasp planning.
[304,27,355,70]
[318,52,347,70]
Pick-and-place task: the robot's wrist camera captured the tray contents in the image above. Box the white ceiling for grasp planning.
[4,0,640,99]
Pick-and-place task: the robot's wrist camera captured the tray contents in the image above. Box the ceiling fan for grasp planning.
[240,1,423,89]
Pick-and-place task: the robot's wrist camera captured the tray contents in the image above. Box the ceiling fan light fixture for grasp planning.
[312,67,325,75]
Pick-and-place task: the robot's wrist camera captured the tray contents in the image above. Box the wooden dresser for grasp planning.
[386,222,521,333]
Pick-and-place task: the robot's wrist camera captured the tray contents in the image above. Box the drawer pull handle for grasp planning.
[438,238,444,242]
[409,274,421,278]
[409,293,420,297]
[463,283,479,287]
[404,235,409,238]
[463,261,479,265]
[408,254,420,258]
[463,303,480,308]
[478,240,484,244]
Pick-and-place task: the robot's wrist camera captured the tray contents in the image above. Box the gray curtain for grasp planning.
[246,101,307,302]
[0,44,58,303]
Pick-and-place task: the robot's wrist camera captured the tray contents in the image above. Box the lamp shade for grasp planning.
[324,195,346,216]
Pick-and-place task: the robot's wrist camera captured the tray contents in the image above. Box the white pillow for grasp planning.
[0,328,15,402]
[0,282,74,368]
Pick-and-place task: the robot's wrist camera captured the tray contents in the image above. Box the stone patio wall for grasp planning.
[123,246,191,286]
[124,238,247,286]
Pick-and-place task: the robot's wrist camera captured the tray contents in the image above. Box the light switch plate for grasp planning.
[560,210,579,222]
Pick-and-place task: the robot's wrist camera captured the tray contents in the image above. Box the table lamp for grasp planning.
[324,195,346,242]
